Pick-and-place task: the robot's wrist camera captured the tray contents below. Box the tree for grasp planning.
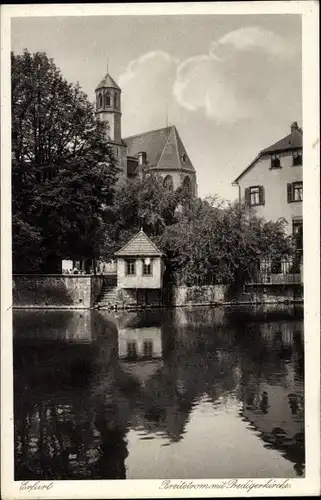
[100,170,187,260]
[12,50,118,272]
[158,198,294,286]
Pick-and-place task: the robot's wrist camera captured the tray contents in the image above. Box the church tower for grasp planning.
[95,72,127,177]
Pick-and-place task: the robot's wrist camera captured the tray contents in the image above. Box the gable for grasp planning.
[234,127,303,183]
[155,127,196,174]
[115,230,163,257]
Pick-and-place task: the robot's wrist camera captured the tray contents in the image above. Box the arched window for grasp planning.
[98,92,102,108]
[163,174,173,191]
[114,93,118,108]
[105,92,111,107]
[182,175,192,196]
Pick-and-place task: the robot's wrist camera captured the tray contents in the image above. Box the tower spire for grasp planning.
[107,57,109,74]
[165,103,168,128]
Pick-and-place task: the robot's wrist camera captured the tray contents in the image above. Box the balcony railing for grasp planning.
[246,259,303,285]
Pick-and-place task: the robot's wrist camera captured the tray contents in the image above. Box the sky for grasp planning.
[11,14,302,201]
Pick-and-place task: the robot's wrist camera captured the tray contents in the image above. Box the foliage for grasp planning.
[12,50,118,272]
[158,198,294,285]
[100,170,189,260]
[11,51,293,283]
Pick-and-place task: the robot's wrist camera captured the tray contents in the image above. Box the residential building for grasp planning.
[95,72,198,196]
[233,122,303,255]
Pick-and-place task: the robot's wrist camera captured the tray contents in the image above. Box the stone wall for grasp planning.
[115,288,162,308]
[171,283,303,307]
[13,275,104,309]
[242,284,303,304]
[13,275,303,310]
[91,275,105,305]
[172,285,226,307]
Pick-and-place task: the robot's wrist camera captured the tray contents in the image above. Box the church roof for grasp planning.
[95,73,121,91]
[115,229,163,257]
[124,126,196,173]
[234,122,303,183]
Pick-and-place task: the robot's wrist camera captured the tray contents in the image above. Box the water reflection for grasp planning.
[13,305,304,480]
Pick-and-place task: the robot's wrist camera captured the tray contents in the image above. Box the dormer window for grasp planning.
[138,152,147,165]
[293,151,302,166]
[181,153,187,163]
[270,154,281,169]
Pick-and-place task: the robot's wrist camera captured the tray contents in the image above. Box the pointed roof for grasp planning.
[124,126,196,173]
[95,73,121,91]
[115,229,163,257]
[233,122,303,183]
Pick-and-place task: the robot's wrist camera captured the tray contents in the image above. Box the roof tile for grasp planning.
[115,230,163,257]
[234,123,303,183]
[96,73,121,91]
[124,126,195,173]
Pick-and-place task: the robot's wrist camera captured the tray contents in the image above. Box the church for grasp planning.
[95,72,198,196]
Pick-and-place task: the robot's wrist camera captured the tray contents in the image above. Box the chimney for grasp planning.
[291,121,299,133]
[138,151,147,165]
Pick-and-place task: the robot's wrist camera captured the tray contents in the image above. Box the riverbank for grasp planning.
[12,274,303,310]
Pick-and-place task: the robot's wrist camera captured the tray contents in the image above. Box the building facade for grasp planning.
[115,229,164,290]
[95,72,198,196]
[233,122,303,254]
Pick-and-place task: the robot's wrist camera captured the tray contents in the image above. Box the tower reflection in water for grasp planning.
[13,306,304,480]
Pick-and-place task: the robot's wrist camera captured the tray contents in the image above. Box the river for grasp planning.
[13,305,304,480]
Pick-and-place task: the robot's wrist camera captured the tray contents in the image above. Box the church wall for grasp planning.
[110,143,127,179]
[153,169,197,195]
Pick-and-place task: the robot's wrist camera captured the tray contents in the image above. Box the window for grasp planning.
[163,175,173,191]
[114,93,118,108]
[143,340,153,358]
[143,260,152,276]
[98,92,102,108]
[127,341,137,359]
[181,153,187,163]
[245,186,265,207]
[293,151,302,166]
[271,154,281,169]
[287,182,303,202]
[293,219,303,251]
[105,92,111,107]
[182,175,192,196]
[125,259,136,275]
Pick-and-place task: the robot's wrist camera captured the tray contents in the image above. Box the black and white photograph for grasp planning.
[1,2,319,499]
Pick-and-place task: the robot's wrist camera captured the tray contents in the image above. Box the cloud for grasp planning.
[119,27,300,131]
[173,26,299,124]
[119,51,178,136]
[215,26,295,59]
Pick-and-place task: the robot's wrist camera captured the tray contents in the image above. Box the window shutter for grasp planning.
[287,183,293,203]
[259,186,265,205]
[244,187,250,206]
